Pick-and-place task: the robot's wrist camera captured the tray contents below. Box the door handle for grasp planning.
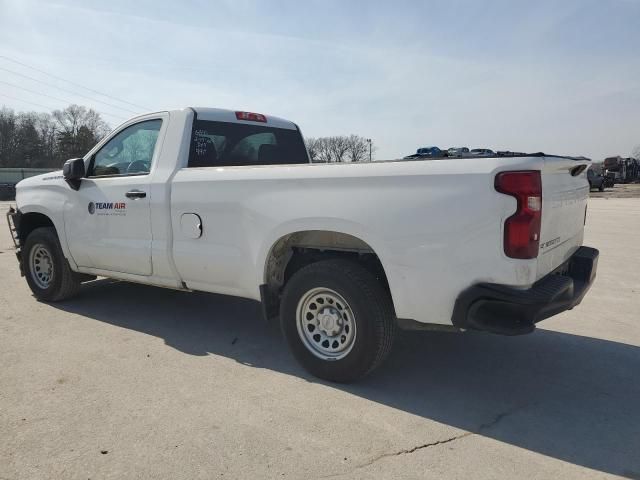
[125,190,146,199]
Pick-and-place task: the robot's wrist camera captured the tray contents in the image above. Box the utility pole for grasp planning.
[366,138,372,162]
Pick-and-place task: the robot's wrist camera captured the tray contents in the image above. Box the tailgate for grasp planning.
[537,157,590,280]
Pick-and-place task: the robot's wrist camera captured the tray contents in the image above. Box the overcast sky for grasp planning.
[1,0,639,160]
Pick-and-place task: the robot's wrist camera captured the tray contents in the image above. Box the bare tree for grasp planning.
[0,107,17,167]
[632,145,640,160]
[305,135,374,163]
[316,138,333,163]
[305,137,334,163]
[345,134,373,162]
[305,137,321,162]
[0,104,111,167]
[35,113,58,166]
[52,105,109,139]
[327,136,349,162]
[53,105,110,161]
[13,113,41,167]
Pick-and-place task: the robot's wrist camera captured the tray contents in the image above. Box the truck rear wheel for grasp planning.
[280,259,396,382]
[23,227,80,302]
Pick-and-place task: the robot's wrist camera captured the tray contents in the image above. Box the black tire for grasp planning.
[599,183,605,192]
[23,227,80,302]
[280,259,397,383]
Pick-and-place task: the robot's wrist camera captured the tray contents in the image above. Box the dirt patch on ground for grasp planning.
[590,183,640,199]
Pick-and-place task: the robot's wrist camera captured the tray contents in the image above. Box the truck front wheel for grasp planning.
[23,227,80,302]
[280,259,396,382]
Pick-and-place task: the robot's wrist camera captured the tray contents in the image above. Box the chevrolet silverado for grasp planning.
[6,107,599,382]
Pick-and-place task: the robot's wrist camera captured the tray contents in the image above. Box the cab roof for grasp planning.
[188,107,298,130]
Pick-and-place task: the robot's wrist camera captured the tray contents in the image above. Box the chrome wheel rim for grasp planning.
[29,243,54,289]
[296,287,356,360]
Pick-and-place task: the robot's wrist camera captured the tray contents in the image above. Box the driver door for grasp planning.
[64,118,163,276]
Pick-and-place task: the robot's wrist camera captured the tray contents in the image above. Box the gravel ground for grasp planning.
[1,198,639,480]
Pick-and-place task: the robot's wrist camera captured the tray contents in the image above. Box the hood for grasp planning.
[16,170,64,189]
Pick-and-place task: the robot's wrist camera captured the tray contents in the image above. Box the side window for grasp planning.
[89,119,162,177]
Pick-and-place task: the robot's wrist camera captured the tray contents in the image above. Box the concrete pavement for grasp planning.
[1,198,639,479]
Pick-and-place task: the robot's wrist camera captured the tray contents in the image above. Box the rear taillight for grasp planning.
[495,171,542,259]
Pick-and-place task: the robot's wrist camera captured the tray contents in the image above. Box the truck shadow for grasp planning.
[53,279,639,479]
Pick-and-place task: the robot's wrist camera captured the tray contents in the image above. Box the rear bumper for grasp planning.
[452,246,599,335]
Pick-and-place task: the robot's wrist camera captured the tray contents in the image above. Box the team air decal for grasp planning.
[88,202,127,216]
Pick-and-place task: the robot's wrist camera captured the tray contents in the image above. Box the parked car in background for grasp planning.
[403,146,443,159]
[470,148,495,156]
[447,147,470,157]
[604,156,640,184]
[0,168,57,201]
[587,169,605,191]
[497,151,528,156]
[603,172,615,188]
[0,183,16,201]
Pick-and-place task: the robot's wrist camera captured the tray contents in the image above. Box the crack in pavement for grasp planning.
[321,403,532,479]
[358,431,474,466]
[319,433,472,479]
[476,404,525,433]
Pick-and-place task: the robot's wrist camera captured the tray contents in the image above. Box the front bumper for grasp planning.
[452,246,599,335]
[6,206,24,275]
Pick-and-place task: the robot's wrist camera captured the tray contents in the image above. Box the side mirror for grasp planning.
[63,158,85,190]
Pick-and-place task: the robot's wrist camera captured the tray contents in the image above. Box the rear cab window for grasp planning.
[188,119,309,167]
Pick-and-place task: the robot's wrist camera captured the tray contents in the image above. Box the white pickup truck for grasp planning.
[6,107,599,382]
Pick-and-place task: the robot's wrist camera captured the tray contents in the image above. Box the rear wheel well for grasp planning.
[262,231,391,319]
[283,249,388,290]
